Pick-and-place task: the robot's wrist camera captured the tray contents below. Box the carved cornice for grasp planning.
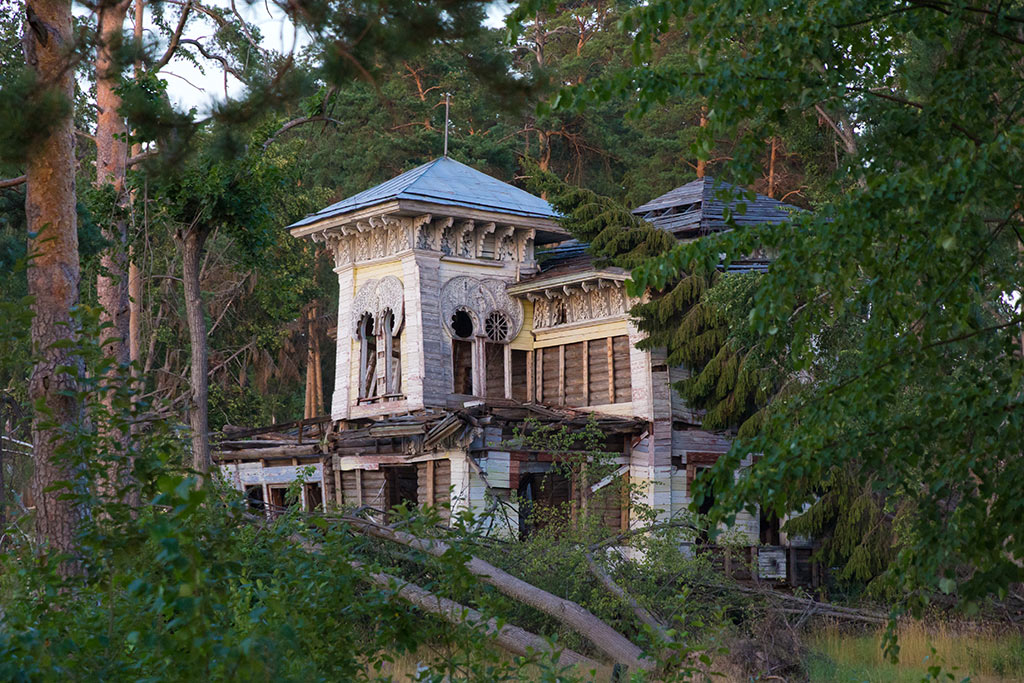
[528,280,633,329]
[313,212,536,267]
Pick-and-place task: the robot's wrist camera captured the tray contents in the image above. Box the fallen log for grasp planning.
[338,515,655,672]
[584,550,670,642]
[286,531,602,673]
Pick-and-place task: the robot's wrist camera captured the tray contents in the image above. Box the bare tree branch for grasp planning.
[0,176,26,189]
[262,115,343,150]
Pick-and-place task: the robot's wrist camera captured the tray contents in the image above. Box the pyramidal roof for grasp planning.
[632,176,802,237]
[289,157,558,229]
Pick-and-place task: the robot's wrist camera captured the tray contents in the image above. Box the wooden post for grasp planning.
[526,350,535,402]
[606,337,615,404]
[620,471,629,531]
[426,459,435,507]
[536,348,543,403]
[356,468,363,506]
[334,469,343,507]
[582,339,589,405]
[558,345,565,405]
[504,344,512,399]
[789,545,798,586]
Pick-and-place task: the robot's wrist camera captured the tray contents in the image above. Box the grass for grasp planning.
[806,621,1024,683]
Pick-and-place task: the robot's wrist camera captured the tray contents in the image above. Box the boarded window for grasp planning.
[541,347,560,403]
[485,342,505,398]
[452,340,473,394]
[612,335,632,403]
[588,339,610,405]
[564,342,586,406]
[510,350,529,402]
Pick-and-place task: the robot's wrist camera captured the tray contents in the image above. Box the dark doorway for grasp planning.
[517,470,571,537]
[759,510,781,545]
[383,466,418,512]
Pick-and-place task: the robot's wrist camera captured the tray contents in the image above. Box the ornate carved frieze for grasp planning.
[529,280,631,329]
[314,212,535,267]
[440,276,524,341]
[352,276,405,335]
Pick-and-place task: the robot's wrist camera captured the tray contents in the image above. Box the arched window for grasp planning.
[357,313,376,399]
[451,309,475,395]
[484,311,510,399]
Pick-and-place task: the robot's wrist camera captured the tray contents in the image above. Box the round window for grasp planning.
[485,311,510,342]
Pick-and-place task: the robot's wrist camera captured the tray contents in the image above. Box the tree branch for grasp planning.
[262,115,342,150]
[151,0,192,72]
[0,175,26,189]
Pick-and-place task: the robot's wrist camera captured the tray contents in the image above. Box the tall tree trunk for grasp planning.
[696,105,708,179]
[24,0,84,559]
[128,0,143,375]
[177,226,211,476]
[95,0,133,499]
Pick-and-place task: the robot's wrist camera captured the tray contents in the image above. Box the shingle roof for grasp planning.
[632,177,801,238]
[288,157,558,229]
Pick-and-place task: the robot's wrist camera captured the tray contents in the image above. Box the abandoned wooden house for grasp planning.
[215,157,820,585]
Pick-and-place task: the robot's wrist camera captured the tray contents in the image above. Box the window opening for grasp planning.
[485,311,510,342]
[305,482,324,512]
[451,309,474,338]
[358,313,376,399]
[381,309,402,396]
[244,485,265,512]
[485,342,506,398]
[452,340,474,394]
[759,510,781,546]
[383,465,418,516]
[451,309,475,395]
[510,350,528,401]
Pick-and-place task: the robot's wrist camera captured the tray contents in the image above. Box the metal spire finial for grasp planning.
[443,92,451,157]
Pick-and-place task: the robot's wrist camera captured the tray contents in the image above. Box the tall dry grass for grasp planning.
[807,620,1024,682]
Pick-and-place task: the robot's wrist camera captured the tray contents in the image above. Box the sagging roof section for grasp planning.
[632,177,802,238]
[288,157,559,230]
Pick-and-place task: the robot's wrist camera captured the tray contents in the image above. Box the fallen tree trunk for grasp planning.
[339,515,655,672]
[286,531,602,672]
[360,564,603,672]
[584,550,670,642]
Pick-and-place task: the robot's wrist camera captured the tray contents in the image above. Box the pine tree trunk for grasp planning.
[178,226,211,476]
[24,0,84,559]
[95,0,133,498]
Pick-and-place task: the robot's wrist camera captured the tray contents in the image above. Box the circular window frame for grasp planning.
[484,310,511,343]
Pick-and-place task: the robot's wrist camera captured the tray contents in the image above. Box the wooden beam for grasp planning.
[558,345,565,405]
[426,459,435,507]
[606,337,615,404]
[504,344,512,400]
[334,468,343,507]
[356,468,363,506]
[582,339,589,406]
[536,348,543,403]
[526,350,535,402]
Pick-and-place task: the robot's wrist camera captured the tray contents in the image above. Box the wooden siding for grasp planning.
[531,335,632,408]
[612,335,631,403]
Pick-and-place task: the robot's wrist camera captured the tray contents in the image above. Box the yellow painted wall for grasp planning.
[532,318,630,348]
[510,299,533,350]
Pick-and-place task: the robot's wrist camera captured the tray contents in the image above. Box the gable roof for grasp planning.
[632,177,801,238]
[288,157,558,229]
